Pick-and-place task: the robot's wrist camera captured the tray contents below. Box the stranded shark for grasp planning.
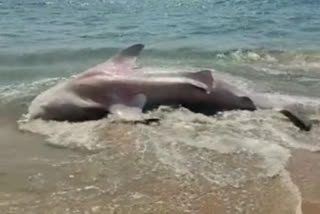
[27,44,312,131]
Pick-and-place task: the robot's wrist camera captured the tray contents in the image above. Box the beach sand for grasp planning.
[287,149,320,214]
[0,105,319,213]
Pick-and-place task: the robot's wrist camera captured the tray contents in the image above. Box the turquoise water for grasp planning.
[1,0,320,51]
[1,0,320,86]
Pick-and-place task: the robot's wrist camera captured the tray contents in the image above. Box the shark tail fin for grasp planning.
[279,107,312,131]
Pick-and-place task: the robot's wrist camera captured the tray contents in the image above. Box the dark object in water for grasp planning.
[280,108,312,131]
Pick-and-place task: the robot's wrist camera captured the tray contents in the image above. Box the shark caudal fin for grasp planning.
[279,108,312,131]
[83,44,145,75]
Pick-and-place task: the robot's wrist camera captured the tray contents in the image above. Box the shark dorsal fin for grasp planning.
[83,44,144,76]
[111,43,144,63]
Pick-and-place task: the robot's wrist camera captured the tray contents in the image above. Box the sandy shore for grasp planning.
[1,103,320,213]
[287,149,320,214]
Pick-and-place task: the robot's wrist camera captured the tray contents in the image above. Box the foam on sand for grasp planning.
[17,106,308,213]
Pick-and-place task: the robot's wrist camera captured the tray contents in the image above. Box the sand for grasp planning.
[0,104,320,213]
[287,149,320,214]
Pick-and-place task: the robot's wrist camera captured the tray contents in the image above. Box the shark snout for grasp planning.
[239,96,257,111]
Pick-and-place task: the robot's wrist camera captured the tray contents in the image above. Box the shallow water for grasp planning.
[1,0,320,213]
[0,106,304,214]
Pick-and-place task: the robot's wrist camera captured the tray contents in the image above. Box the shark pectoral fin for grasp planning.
[108,93,159,124]
[127,93,146,109]
[279,107,312,131]
[109,104,160,124]
[109,93,146,119]
[109,104,144,121]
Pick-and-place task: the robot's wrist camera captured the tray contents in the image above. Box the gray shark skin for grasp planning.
[27,44,311,131]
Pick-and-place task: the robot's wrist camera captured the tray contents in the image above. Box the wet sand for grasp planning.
[0,122,301,214]
[287,149,320,214]
[0,104,320,213]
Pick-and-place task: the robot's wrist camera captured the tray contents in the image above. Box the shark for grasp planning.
[27,44,312,131]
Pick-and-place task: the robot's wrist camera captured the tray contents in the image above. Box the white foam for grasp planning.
[18,117,108,151]
[149,109,292,177]
[14,63,320,193]
[279,171,303,214]
[251,92,320,115]
[18,104,320,188]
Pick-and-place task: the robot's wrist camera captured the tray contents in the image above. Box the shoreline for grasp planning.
[287,149,320,214]
[1,104,320,213]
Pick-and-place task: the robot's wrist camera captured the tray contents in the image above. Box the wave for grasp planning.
[0,77,65,105]
[13,107,304,213]
[1,46,320,67]
[18,106,320,186]
[0,47,121,66]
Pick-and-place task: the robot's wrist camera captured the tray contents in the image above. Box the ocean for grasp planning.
[1,0,320,213]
